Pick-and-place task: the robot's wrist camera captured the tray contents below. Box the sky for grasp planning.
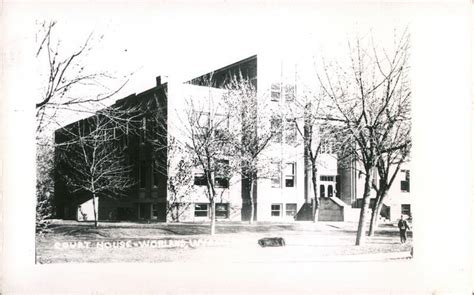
[15,1,415,130]
[0,1,421,133]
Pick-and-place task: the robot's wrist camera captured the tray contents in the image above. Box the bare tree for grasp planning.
[178,91,231,234]
[35,20,130,135]
[221,75,277,223]
[35,20,132,230]
[56,107,135,227]
[368,114,411,236]
[290,89,341,222]
[317,29,410,245]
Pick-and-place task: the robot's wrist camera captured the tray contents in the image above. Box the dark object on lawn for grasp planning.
[258,237,285,247]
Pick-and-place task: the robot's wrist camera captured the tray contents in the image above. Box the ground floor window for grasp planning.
[285,203,297,217]
[215,203,229,219]
[271,204,282,217]
[151,204,159,219]
[401,204,411,217]
[139,203,150,219]
[194,203,208,217]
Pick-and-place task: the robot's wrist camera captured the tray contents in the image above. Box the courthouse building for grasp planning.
[54,54,411,223]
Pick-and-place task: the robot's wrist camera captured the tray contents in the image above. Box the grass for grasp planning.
[36,220,413,263]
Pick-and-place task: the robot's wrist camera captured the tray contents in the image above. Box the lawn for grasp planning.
[36,220,413,263]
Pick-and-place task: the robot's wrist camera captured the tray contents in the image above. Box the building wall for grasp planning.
[338,159,412,221]
[166,81,243,222]
[255,54,342,221]
[55,53,410,224]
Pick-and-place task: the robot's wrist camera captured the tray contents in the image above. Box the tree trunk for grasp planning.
[355,169,373,245]
[92,193,98,227]
[210,199,216,235]
[368,190,387,236]
[311,163,319,222]
[249,178,255,224]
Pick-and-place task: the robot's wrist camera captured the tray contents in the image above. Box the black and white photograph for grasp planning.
[1,1,472,294]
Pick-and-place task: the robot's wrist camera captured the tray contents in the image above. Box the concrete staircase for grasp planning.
[295,197,350,222]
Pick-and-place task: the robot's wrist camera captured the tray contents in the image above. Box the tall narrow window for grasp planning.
[215,159,230,188]
[195,112,210,141]
[400,170,410,192]
[271,162,281,188]
[122,120,130,149]
[214,114,229,142]
[271,83,281,101]
[151,160,160,189]
[271,117,282,142]
[284,163,295,187]
[139,161,147,189]
[284,84,295,102]
[285,119,297,144]
[320,184,325,198]
[151,204,159,220]
[140,117,147,144]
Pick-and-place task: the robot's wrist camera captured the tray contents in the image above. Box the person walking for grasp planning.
[397,215,411,243]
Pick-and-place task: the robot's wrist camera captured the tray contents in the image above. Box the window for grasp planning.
[320,175,335,182]
[271,83,281,101]
[284,163,295,187]
[151,204,159,220]
[194,172,208,186]
[327,185,334,198]
[271,204,282,217]
[284,84,295,102]
[151,160,160,189]
[215,159,230,188]
[197,112,210,128]
[271,162,281,188]
[320,141,334,154]
[400,170,410,192]
[214,114,229,141]
[121,120,130,149]
[215,203,229,219]
[194,204,208,217]
[285,119,297,143]
[320,184,325,198]
[271,117,282,142]
[139,161,147,189]
[285,203,297,217]
[140,117,147,144]
[139,203,150,219]
[195,112,210,140]
[401,204,411,217]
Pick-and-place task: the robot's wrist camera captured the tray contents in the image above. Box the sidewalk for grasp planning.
[37,220,413,263]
